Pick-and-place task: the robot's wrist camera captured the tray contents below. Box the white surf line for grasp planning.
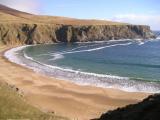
[53,42,132,55]
[22,49,129,80]
[22,47,160,94]
[5,44,160,93]
[37,42,104,57]
[53,40,132,54]
[37,40,132,57]
[48,42,132,61]
[156,37,160,40]
[69,43,104,51]
[75,39,134,44]
[138,41,145,45]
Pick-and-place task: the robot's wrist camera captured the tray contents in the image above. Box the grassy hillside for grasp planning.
[0,4,126,25]
[0,80,67,120]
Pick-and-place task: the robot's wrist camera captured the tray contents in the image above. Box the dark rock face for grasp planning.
[95,94,160,120]
[56,25,155,42]
[0,23,155,45]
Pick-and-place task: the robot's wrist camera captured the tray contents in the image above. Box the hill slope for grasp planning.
[0,4,125,25]
[0,4,155,45]
[95,94,160,120]
[0,79,67,120]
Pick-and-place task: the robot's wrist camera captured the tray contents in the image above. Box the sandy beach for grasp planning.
[0,45,150,120]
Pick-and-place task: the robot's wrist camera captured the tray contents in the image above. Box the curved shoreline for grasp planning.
[4,42,160,93]
[0,45,150,120]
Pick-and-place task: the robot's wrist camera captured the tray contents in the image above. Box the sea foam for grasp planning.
[4,41,160,93]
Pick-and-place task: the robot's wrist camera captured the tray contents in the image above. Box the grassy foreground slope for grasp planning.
[0,80,67,120]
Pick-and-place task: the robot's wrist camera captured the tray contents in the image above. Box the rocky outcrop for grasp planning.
[95,94,160,120]
[0,23,155,45]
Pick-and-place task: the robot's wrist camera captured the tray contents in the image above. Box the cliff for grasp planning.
[0,4,155,45]
[95,94,160,120]
[0,23,155,45]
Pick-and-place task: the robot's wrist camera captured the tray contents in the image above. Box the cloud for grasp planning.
[0,0,41,14]
[112,14,160,30]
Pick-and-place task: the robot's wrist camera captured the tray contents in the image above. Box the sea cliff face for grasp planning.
[0,4,156,45]
[0,23,155,45]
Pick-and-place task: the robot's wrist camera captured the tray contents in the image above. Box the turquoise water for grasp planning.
[5,39,160,93]
[25,40,160,81]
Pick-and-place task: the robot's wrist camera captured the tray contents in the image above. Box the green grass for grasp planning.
[0,81,68,120]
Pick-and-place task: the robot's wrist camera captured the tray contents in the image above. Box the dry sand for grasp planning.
[0,45,150,120]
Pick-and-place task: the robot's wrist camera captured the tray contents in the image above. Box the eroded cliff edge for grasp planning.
[0,23,155,45]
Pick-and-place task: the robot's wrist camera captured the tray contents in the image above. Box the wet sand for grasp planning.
[0,45,150,120]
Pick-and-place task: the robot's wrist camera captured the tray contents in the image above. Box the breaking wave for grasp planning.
[4,40,160,93]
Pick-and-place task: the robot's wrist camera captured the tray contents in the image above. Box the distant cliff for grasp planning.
[0,4,156,45]
[95,94,160,120]
[0,23,155,45]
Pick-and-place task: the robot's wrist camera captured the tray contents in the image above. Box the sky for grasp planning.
[0,0,160,30]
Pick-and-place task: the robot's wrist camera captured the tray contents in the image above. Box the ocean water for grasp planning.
[5,39,160,93]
